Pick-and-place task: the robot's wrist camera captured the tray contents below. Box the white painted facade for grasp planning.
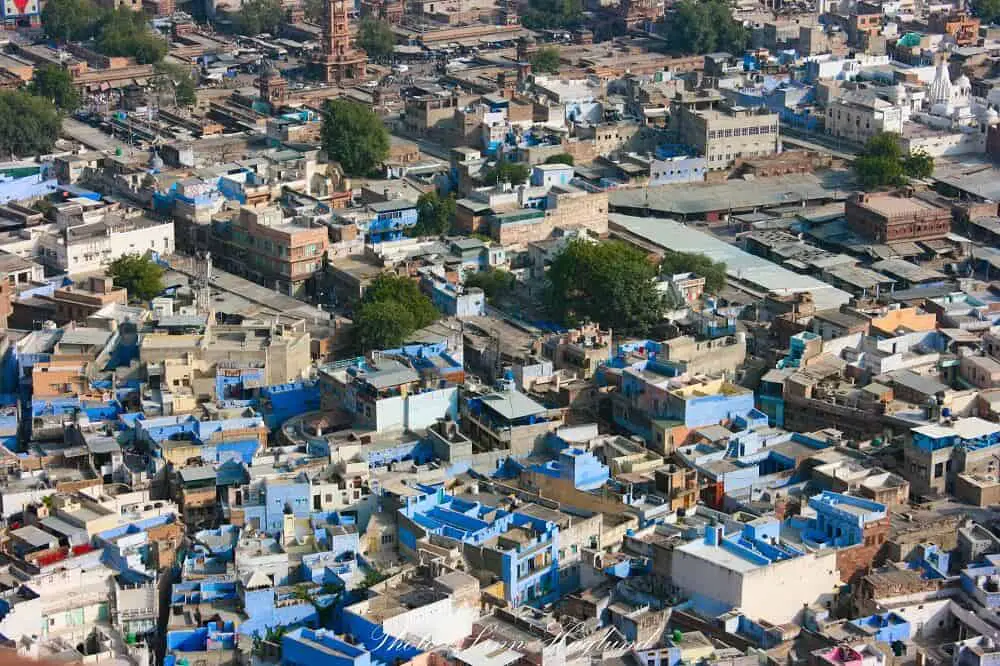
[671,540,841,623]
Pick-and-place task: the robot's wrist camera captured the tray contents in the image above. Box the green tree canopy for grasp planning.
[544,153,575,166]
[973,0,1000,23]
[854,132,932,189]
[237,0,284,36]
[107,253,164,301]
[411,190,456,237]
[522,0,583,29]
[662,0,748,55]
[95,9,168,63]
[156,62,197,107]
[0,91,61,159]
[545,239,664,335]
[321,98,390,177]
[483,161,530,185]
[903,149,935,180]
[28,64,81,111]
[357,17,395,59]
[660,251,727,294]
[465,268,516,302]
[302,0,324,22]
[352,273,439,352]
[531,47,561,74]
[41,0,99,41]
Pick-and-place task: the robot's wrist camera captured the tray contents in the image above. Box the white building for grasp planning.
[0,211,174,276]
[41,215,175,275]
[825,91,904,144]
[670,525,841,623]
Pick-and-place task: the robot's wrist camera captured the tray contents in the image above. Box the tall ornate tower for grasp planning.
[258,58,288,107]
[314,0,367,84]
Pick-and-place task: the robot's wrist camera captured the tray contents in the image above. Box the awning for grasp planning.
[886,240,923,256]
[920,239,955,254]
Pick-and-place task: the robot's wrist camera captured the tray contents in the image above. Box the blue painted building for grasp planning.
[261,381,320,429]
[530,163,574,187]
[215,364,266,400]
[650,145,706,186]
[801,492,887,549]
[961,555,1000,609]
[131,413,266,464]
[242,476,312,534]
[849,612,911,644]
[165,621,237,666]
[530,447,609,491]
[366,200,418,244]
[397,485,560,607]
[426,278,486,318]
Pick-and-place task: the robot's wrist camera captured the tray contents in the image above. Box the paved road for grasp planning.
[781,125,860,161]
[61,117,135,154]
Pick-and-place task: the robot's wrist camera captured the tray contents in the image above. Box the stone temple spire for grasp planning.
[929,59,953,108]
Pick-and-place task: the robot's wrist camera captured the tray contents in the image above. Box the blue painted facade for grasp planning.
[530,447,609,490]
[800,492,887,549]
[243,478,312,534]
[850,612,912,643]
[342,605,423,663]
[912,418,1000,454]
[961,556,1000,609]
[366,200,418,244]
[530,163,573,187]
[165,621,237,664]
[238,584,319,638]
[261,381,320,429]
[215,365,266,400]
[132,414,265,464]
[398,484,560,607]
[428,279,486,317]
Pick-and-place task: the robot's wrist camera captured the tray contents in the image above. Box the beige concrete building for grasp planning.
[673,104,780,170]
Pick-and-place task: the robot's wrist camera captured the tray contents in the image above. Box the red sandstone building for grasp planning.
[313,0,367,84]
[846,191,951,242]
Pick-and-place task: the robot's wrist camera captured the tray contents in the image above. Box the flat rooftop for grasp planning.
[857,194,942,218]
[609,214,851,311]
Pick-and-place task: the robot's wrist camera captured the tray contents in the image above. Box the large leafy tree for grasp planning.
[410,191,456,237]
[357,17,395,59]
[28,64,81,111]
[854,132,933,189]
[352,273,439,352]
[522,0,583,29]
[237,0,284,35]
[156,62,197,107]
[302,0,324,22]
[321,99,390,176]
[0,91,61,159]
[107,253,165,301]
[483,161,530,185]
[41,0,99,41]
[545,239,664,335]
[660,251,727,294]
[544,153,574,166]
[465,268,516,302]
[662,0,748,55]
[973,0,1000,23]
[95,9,168,63]
[903,149,935,180]
[531,47,561,74]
